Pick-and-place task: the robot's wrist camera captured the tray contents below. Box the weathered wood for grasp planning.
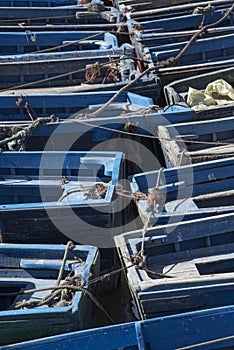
[115,212,234,319]
[131,157,234,226]
[2,305,234,349]
[0,243,100,345]
[158,116,234,167]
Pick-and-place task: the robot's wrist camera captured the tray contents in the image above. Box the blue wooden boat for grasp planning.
[1,0,78,7]
[157,57,234,87]
[0,243,100,345]
[0,90,156,158]
[0,6,120,26]
[0,31,118,55]
[0,56,160,100]
[2,305,234,349]
[2,96,233,159]
[0,151,124,290]
[115,212,234,319]
[114,0,216,11]
[0,92,157,168]
[129,0,234,21]
[128,7,234,53]
[144,32,234,84]
[164,65,234,107]
[146,33,234,65]
[128,8,234,34]
[158,116,234,167]
[131,157,234,226]
[0,42,132,62]
[129,26,234,53]
[0,91,153,122]
[0,151,124,245]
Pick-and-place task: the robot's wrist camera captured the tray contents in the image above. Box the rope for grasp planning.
[12,278,115,324]
[178,149,187,166]
[87,264,134,285]
[2,112,233,151]
[0,250,115,324]
[176,335,234,350]
[173,3,234,64]
[29,31,105,55]
[0,115,57,149]
[0,248,174,324]
[58,183,108,202]
[140,167,164,256]
[0,56,126,93]
[193,3,215,14]
[56,241,74,287]
[115,188,148,201]
[72,119,234,147]
[88,65,156,118]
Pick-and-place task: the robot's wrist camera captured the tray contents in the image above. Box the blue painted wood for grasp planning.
[115,212,234,319]
[0,22,125,32]
[115,0,218,11]
[158,116,234,167]
[148,33,234,66]
[1,0,78,6]
[128,7,234,54]
[0,7,83,26]
[0,31,117,55]
[0,43,132,62]
[0,151,124,244]
[2,101,233,156]
[0,151,124,292]
[129,0,234,21]
[0,91,153,121]
[0,55,160,99]
[143,33,234,84]
[3,305,234,349]
[128,9,234,33]
[130,26,234,50]
[131,157,234,225]
[0,243,100,345]
[0,6,120,25]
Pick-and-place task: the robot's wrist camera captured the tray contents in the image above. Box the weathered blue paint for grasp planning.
[2,97,233,157]
[148,33,234,66]
[0,6,121,25]
[3,305,234,349]
[0,151,124,283]
[131,26,234,51]
[0,31,118,55]
[0,151,125,292]
[128,9,234,33]
[0,243,100,345]
[115,212,234,319]
[129,0,234,21]
[0,91,153,121]
[158,116,234,167]
[0,44,132,62]
[131,157,234,225]
[0,55,160,100]
[141,33,234,84]
[114,0,219,10]
[0,22,126,33]
[1,0,78,6]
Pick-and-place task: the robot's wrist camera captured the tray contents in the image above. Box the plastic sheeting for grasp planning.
[187,79,234,110]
